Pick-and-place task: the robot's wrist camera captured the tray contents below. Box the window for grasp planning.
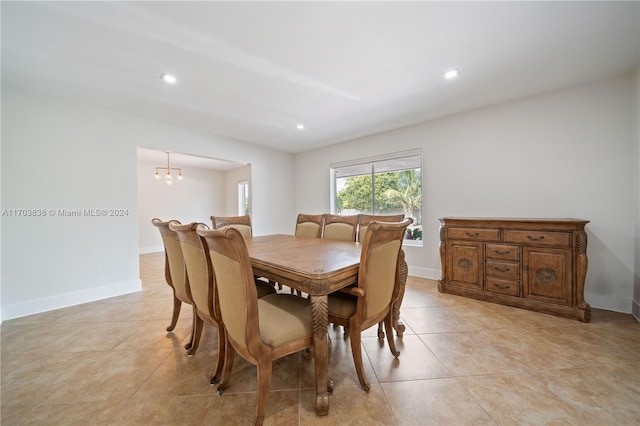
[238,181,249,215]
[331,149,422,244]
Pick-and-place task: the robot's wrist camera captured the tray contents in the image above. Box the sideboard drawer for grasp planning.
[448,227,500,242]
[485,260,520,279]
[485,244,520,261]
[504,230,570,247]
[486,277,519,297]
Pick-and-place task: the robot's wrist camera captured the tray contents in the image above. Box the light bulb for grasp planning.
[154,171,160,179]
[177,172,183,180]
[165,172,172,185]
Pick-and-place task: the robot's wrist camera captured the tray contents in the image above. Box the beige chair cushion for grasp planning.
[367,240,401,318]
[323,223,356,241]
[328,291,357,320]
[219,224,252,239]
[258,294,312,349]
[296,222,321,238]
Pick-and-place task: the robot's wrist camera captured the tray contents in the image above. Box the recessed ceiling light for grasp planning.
[443,68,460,80]
[161,73,177,84]
[296,123,305,130]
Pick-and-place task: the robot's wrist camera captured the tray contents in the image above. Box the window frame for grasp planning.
[237,180,250,216]
[330,149,423,246]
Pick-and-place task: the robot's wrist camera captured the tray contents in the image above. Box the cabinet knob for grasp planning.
[523,266,528,270]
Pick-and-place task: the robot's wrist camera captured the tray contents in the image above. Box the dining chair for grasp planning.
[357,213,405,242]
[171,222,277,359]
[210,215,253,239]
[294,213,325,238]
[349,214,406,338]
[198,227,315,426]
[322,213,360,241]
[328,218,413,392]
[151,218,200,352]
[211,214,280,291]
[169,222,225,377]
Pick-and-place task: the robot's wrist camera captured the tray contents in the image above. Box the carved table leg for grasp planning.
[310,294,330,415]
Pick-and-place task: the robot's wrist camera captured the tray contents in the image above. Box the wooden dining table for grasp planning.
[245,234,362,415]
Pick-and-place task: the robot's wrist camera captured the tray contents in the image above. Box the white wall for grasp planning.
[138,158,225,253]
[1,86,294,321]
[224,165,252,218]
[294,73,637,314]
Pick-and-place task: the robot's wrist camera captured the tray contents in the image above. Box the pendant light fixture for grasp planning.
[154,151,183,185]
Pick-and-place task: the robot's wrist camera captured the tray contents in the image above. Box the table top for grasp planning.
[245,234,361,295]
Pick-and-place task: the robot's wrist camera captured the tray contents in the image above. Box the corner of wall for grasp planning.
[633,65,640,321]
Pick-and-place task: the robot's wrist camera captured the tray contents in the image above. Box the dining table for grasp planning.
[245,234,362,415]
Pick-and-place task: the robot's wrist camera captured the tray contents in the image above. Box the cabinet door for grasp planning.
[523,248,572,306]
[446,241,483,290]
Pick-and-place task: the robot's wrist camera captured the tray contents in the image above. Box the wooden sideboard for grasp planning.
[438,217,591,322]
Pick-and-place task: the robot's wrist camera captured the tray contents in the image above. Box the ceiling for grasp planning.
[137,147,247,171]
[2,1,639,155]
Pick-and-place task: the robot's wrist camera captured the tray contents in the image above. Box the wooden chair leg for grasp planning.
[376,322,385,340]
[166,297,181,332]
[187,314,204,356]
[216,341,236,393]
[383,314,400,357]
[254,358,272,426]
[210,325,226,385]
[348,322,370,392]
[184,305,198,350]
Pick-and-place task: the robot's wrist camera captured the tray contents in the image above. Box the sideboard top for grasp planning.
[439,217,590,228]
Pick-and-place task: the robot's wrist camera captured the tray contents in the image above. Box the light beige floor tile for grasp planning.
[110,394,213,425]
[419,332,525,376]
[363,334,451,382]
[300,383,397,425]
[42,348,172,404]
[1,400,124,426]
[457,372,585,424]
[381,378,496,425]
[132,346,221,397]
[530,365,640,424]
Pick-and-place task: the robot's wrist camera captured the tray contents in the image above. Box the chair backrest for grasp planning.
[198,227,260,352]
[151,218,192,303]
[322,214,359,241]
[210,215,253,239]
[357,218,412,322]
[294,213,325,238]
[357,214,405,242]
[170,222,219,322]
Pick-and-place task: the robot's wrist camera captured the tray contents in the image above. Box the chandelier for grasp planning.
[154,151,183,185]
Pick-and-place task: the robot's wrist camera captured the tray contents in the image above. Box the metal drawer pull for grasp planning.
[527,235,545,241]
[494,250,510,255]
[466,232,480,237]
[494,283,511,290]
[494,267,511,272]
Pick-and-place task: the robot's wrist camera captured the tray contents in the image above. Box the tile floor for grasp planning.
[1,252,639,425]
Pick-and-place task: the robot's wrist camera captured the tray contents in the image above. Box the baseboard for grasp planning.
[583,291,633,315]
[140,245,164,254]
[632,298,640,322]
[408,265,441,280]
[1,279,142,321]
